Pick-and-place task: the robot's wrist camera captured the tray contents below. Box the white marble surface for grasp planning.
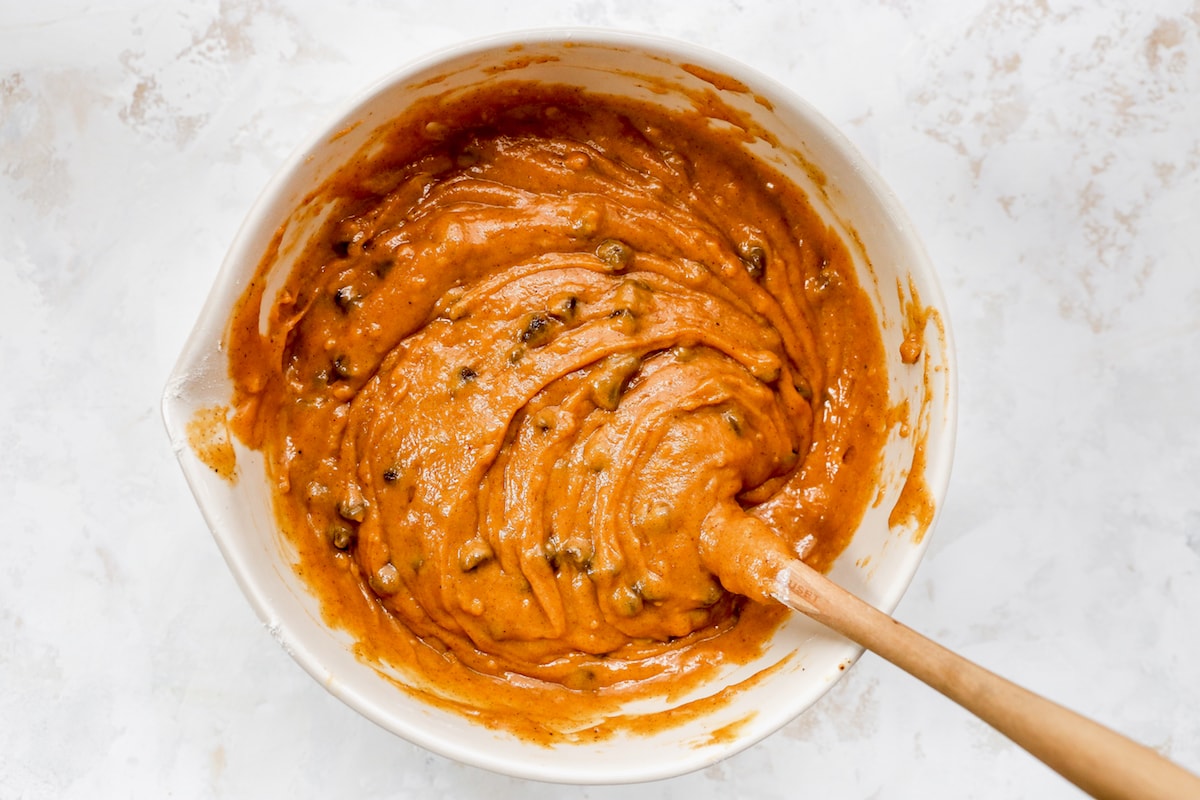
[3,1,1199,797]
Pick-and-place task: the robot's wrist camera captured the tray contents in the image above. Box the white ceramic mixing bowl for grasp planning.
[162,28,955,784]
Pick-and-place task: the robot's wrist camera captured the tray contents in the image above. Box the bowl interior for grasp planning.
[162,29,954,784]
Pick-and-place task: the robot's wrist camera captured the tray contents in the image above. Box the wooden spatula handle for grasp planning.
[776,561,1200,800]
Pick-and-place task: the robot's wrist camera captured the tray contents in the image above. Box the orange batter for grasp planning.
[226,80,889,739]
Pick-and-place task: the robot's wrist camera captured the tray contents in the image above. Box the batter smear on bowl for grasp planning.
[227,80,889,740]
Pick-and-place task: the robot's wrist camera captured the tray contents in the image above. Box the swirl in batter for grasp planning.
[228,81,888,737]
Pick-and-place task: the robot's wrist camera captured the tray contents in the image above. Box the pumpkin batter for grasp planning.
[226,80,889,739]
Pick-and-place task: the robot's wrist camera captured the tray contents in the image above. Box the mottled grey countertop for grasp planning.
[3,2,1198,797]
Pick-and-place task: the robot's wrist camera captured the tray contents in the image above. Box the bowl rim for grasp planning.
[162,24,957,784]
